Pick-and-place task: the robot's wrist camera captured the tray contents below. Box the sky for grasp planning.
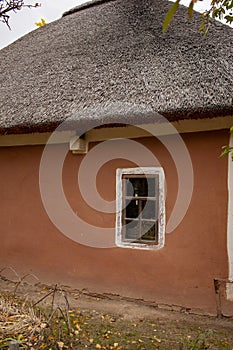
[0,0,85,48]
[0,0,220,49]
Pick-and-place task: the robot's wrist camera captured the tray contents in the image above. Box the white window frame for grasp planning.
[115,167,165,250]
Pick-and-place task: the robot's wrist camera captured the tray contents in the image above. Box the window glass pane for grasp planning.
[125,199,139,219]
[141,200,157,220]
[141,221,157,242]
[147,178,156,197]
[126,177,156,197]
[124,220,140,240]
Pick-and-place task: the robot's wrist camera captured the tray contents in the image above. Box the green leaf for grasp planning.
[230,126,233,132]
[188,1,194,19]
[220,145,233,158]
[224,0,233,9]
[199,19,205,32]
[225,14,233,22]
[163,0,180,32]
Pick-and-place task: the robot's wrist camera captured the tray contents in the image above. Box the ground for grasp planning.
[0,271,233,349]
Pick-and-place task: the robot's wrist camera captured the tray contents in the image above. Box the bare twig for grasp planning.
[51,284,57,310]
[0,266,20,282]
[32,289,55,307]
[58,287,71,332]
[58,306,71,333]
[0,0,40,29]
[13,273,39,296]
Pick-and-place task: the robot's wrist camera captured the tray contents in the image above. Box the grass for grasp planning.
[0,289,233,350]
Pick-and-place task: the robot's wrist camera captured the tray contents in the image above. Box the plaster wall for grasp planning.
[0,129,230,315]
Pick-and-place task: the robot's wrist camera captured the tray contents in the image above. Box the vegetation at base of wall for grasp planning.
[0,288,233,350]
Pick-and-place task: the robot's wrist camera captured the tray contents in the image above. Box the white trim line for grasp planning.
[86,116,233,143]
[0,131,76,147]
[227,133,233,283]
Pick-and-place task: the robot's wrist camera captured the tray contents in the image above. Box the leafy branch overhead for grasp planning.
[0,0,40,28]
[163,0,233,33]
[1,0,233,32]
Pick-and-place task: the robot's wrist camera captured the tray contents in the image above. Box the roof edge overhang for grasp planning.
[1,107,233,137]
[0,115,232,148]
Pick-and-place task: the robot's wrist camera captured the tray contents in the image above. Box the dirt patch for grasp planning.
[0,273,233,349]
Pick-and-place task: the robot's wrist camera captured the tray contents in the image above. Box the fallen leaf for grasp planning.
[153,336,161,343]
[102,333,110,339]
[76,323,82,331]
[57,341,64,349]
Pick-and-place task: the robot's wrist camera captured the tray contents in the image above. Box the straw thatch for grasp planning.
[0,0,232,134]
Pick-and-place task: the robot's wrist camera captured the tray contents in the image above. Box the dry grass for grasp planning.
[0,293,47,349]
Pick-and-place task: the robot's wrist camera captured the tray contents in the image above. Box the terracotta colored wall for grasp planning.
[0,129,231,315]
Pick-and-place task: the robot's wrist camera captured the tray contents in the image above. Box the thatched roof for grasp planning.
[0,0,232,135]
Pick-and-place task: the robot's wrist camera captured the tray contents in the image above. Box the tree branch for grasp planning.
[0,0,40,29]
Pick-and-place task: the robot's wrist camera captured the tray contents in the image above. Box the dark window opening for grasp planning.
[122,175,159,245]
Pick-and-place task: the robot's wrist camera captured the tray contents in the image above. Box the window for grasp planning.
[116,168,165,250]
